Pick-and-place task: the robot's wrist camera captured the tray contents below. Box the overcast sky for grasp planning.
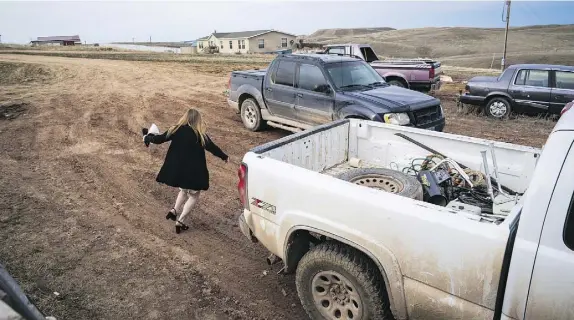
[1,1,573,44]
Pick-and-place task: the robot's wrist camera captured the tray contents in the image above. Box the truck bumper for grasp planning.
[238,212,257,243]
[459,94,486,106]
[409,80,441,92]
[415,117,445,132]
[227,99,240,114]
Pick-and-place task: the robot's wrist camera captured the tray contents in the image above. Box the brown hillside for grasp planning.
[303,25,574,68]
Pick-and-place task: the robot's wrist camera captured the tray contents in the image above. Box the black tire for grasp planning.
[485,97,511,119]
[386,79,406,88]
[296,242,392,320]
[336,168,423,200]
[240,98,265,131]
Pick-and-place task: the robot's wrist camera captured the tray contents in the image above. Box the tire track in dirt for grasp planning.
[0,55,305,320]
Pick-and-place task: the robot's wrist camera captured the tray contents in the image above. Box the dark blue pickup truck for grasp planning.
[227,54,445,133]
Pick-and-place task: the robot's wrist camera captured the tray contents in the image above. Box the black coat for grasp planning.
[146,125,228,191]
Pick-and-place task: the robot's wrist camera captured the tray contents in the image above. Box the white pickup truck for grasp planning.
[237,109,574,320]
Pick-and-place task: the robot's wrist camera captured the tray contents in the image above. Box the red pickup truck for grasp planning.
[321,44,442,92]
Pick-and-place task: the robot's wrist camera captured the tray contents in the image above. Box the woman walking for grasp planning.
[144,108,228,234]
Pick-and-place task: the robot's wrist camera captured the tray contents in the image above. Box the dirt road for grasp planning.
[0,54,555,320]
[0,54,304,320]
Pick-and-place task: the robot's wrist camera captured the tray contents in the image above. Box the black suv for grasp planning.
[459,64,574,118]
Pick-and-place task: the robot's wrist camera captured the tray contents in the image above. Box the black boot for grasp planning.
[175,222,189,234]
[166,208,177,221]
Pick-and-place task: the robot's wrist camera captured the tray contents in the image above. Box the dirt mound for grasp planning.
[0,62,53,85]
[0,102,29,120]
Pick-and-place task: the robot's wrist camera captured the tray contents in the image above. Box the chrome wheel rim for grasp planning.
[489,101,508,117]
[243,104,257,128]
[350,174,403,193]
[312,271,363,320]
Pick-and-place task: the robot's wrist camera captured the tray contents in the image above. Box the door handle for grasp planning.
[266,87,272,92]
[296,93,303,98]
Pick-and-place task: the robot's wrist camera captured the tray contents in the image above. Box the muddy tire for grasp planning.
[485,97,511,119]
[240,98,265,131]
[336,168,423,200]
[295,242,392,320]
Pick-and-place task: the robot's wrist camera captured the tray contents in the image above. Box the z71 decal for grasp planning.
[250,198,276,215]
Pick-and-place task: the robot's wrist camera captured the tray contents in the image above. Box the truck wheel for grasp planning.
[336,168,423,200]
[386,79,406,88]
[240,98,265,131]
[486,97,511,119]
[296,242,392,320]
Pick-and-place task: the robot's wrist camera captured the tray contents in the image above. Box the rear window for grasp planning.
[274,61,295,87]
[327,47,345,55]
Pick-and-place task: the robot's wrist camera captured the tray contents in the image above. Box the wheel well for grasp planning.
[385,76,408,87]
[284,229,390,285]
[486,95,511,106]
[238,93,256,109]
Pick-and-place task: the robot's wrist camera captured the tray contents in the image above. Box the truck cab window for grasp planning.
[564,192,574,250]
[274,61,295,87]
[514,69,549,87]
[327,47,345,55]
[360,47,379,62]
[298,64,329,93]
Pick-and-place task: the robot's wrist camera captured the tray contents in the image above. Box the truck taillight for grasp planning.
[238,163,248,209]
[561,102,573,116]
[429,67,435,79]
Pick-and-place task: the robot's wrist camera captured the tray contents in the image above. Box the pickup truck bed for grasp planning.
[255,120,537,196]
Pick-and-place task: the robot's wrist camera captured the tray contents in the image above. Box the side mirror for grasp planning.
[316,84,332,95]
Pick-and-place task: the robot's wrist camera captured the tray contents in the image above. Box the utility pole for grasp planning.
[501,0,511,71]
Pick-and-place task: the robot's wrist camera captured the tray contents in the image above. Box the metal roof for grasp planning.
[209,30,295,39]
[35,35,81,42]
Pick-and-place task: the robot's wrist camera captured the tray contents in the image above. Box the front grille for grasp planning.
[413,105,442,126]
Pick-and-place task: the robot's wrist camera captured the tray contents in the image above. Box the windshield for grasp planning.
[325,61,386,90]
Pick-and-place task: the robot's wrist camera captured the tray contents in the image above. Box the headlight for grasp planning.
[383,113,410,125]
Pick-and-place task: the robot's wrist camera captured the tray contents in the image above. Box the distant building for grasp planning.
[196,30,296,54]
[31,35,81,46]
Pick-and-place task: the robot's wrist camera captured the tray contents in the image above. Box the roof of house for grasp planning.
[34,35,81,42]
[196,36,209,41]
[199,30,295,40]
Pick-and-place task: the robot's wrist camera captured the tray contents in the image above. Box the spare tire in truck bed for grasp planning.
[336,168,423,201]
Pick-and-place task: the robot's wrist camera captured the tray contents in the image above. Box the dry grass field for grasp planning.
[303,24,574,68]
[0,50,557,320]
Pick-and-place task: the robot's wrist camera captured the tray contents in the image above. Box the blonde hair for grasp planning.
[167,108,207,146]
